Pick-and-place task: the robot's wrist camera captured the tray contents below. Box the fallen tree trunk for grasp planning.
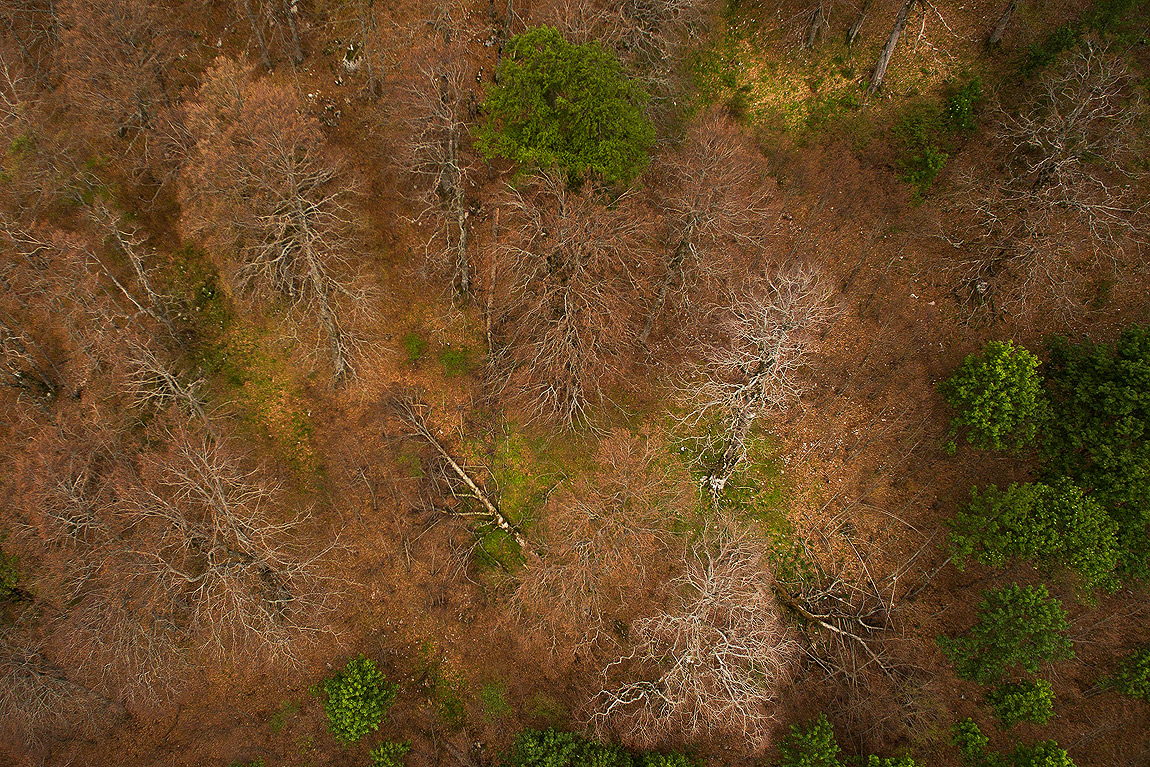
[868,0,916,94]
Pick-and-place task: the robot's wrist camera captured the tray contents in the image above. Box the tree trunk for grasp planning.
[987,0,1016,48]
[240,0,272,70]
[640,236,691,345]
[868,0,916,94]
[281,0,304,65]
[847,0,870,44]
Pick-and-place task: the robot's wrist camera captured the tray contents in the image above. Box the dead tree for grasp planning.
[847,0,870,45]
[515,430,685,654]
[392,394,529,551]
[58,0,182,138]
[593,531,798,752]
[181,59,363,384]
[116,429,335,663]
[804,0,835,48]
[946,45,1147,325]
[396,46,476,296]
[493,172,652,428]
[867,0,916,94]
[689,265,834,507]
[987,0,1015,48]
[642,111,776,343]
[0,628,121,743]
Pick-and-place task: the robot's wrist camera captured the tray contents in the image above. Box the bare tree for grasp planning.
[515,429,686,654]
[117,429,336,663]
[492,172,652,428]
[687,264,834,507]
[58,0,183,139]
[181,59,364,384]
[395,45,477,296]
[642,110,777,343]
[0,627,121,744]
[593,530,798,751]
[945,44,1147,325]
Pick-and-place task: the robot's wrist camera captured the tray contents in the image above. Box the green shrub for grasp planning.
[776,714,842,767]
[1043,327,1150,578]
[952,719,990,765]
[946,78,983,132]
[1011,741,1076,767]
[371,740,412,767]
[986,679,1055,728]
[439,345,473,378]
[866,758,922,767]
[948,481,1119,591]
[323,655,397,743]
[941,340,1049,451]
[402,332,428,364]
[939,584,1073,685]
[894,102,948,198]
[505,728,633,767]
[1108,645,1150,702]
[642,755,695,767]
[480,681,511,721]
[477,26,655,185]
[1021,25,1080,75]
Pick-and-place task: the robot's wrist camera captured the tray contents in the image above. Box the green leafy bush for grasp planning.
[1011,741,1076,767]
[985,679,1055,728]
[941,340,1049,451]
[952,719,990,765]
[402,332,427,363]
[477,26,655,185]
[776,714,841,767]
[939,584,1073,685]
[505,728,634,767]
[1021,25,1081,75]
[894,102,948,198]
[1108,645,1150,702]
[1043,327,1150,578]
[866,758,922,767]
[946,78,983,132]
[642,754,695,767]
[371,740,412,767]
[323,655,397,743]
[948,481,1119,591]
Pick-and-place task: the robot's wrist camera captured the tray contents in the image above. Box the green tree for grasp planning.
[505,729,633,767]
[939,584,1073,685]
[1043,327,1150,578]
[1108,645,1150,702]
[323,654,397,743]
[371,740,412,767]
[952,719,992,766]
[985,679,1056,728]
[775,714,842,767]
[942,340,1049,451]
[948,481,1119,591]
[1011,741,1076,767]
[476,26,655,185]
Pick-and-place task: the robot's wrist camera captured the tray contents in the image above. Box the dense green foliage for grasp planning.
[371,740,412,767]
[939,584,1073,685]
[1043,327,1150,578]
[505,728,689,767]
[952,719,991,765]
[476,26,655,185]
[1108,645,1150,702]
[948,481,1119,591]
[323,655,397,743]
[776,714,841,767]
[985,679,1055,728]
[953,720,1076,767]
[946,78,983,132]
[775,715,921,767]
[894,102,949,199]
[942,340,1049,451]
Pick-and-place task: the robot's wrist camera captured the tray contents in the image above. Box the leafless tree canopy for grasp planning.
[947,43,1147,325]
[643,110,778,341]
[181,58,362,383]
[492,172,652,428]
[689,264,834,504]
[515,430,687,654]
[593,530,798,752]
[395,44,477,295]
